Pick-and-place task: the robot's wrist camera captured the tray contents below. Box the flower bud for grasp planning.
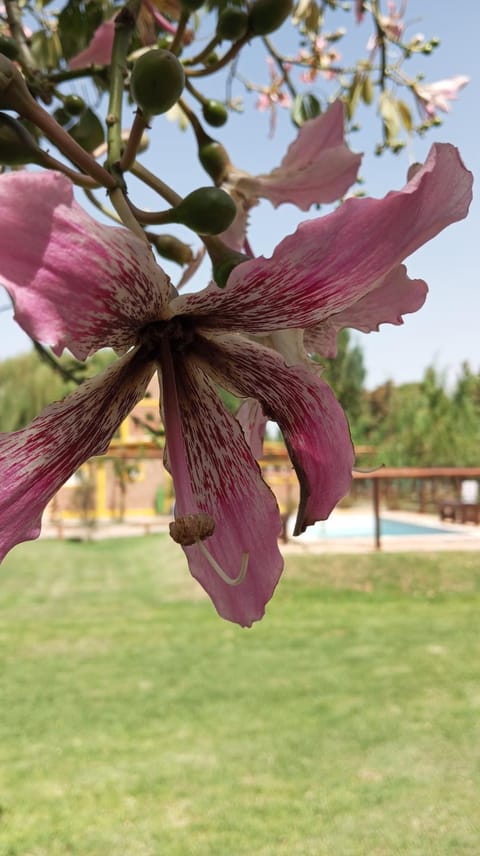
[149,233,194,265]
[130,49,185,116]
[166,187,237,235]
[0,55,35,113]
[203,237,251,288]
[248,0,293,36]
[0,34,19,61]
[180,0,205,11]
[63,94,86,117]
[216,7,249,41]
[202,99,228,128]
[199,139,231,184]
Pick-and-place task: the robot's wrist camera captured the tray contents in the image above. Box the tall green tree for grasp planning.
[319,330,366,430]
[0,348,115,431]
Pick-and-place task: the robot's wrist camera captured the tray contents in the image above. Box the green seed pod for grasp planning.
[213,253,249,288]
[216,7,249,41]
[0,113,43,165]
[199,140,231,184]
[167,187,236,235]
[63,94,86,117]
[149,233,194,266]
[248,0,293,36]
[202,99,228,128]
[130,49,185,116]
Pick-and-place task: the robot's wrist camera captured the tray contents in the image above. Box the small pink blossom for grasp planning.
[365,1,406,52]
[413,75,469,119]
[379,1,406,41]
[298,36,341,85]
[255,57,292,137]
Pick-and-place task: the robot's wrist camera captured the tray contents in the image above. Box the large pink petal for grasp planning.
[236,101,362,210]
[0,350,155,561]
[171,144,472,333]
[160,351,283,627]
[0,171,170,359]
[305,265,428,357]
[69,20,115,69]
[194,333,354,534]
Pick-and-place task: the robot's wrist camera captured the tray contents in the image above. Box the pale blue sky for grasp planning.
[0,1,477,389]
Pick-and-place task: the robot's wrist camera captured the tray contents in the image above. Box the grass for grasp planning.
[0,536,479,855]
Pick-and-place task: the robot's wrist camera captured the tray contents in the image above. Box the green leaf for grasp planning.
[68,108,105,152]
[378,90,401,145]
[346,71,362,120]
[397,98,413,133]
[30,30,63,70]
[57,0,105,61]
[291,93,321,127]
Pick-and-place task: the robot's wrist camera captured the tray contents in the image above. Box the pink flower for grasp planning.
[255,57,292,137]
[69,20,116,69]
[222,100,362,251]
[298,36,341,85]
[413,75,469,119]
[379,1,406,41]
[0,144,472,623]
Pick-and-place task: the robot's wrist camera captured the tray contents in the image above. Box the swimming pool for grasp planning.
[296,514,461,541]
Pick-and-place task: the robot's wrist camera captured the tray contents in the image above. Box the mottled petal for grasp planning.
[236,101,362,210]
[69,19,115,69]
[305,265,428,357]
[195,333,354,534]
[0,351,155,561]
[171,144,472,333]
[0,171,170,359]
[236,398,267,460]
[161,354,283,627]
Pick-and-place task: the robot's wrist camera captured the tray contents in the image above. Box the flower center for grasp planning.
[138,317,197,359]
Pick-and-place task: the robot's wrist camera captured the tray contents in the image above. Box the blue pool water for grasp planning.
[299,515,459,540]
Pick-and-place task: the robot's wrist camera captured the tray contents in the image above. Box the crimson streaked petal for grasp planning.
[171,144,472,333]
[305,266,428,357]
[195,334,354,533]
[0,171,170,359]
[236,101,362,210]
[163,356,283,627]
[0,351,154,560]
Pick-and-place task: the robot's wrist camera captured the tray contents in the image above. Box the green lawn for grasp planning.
[1,536,479,855]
